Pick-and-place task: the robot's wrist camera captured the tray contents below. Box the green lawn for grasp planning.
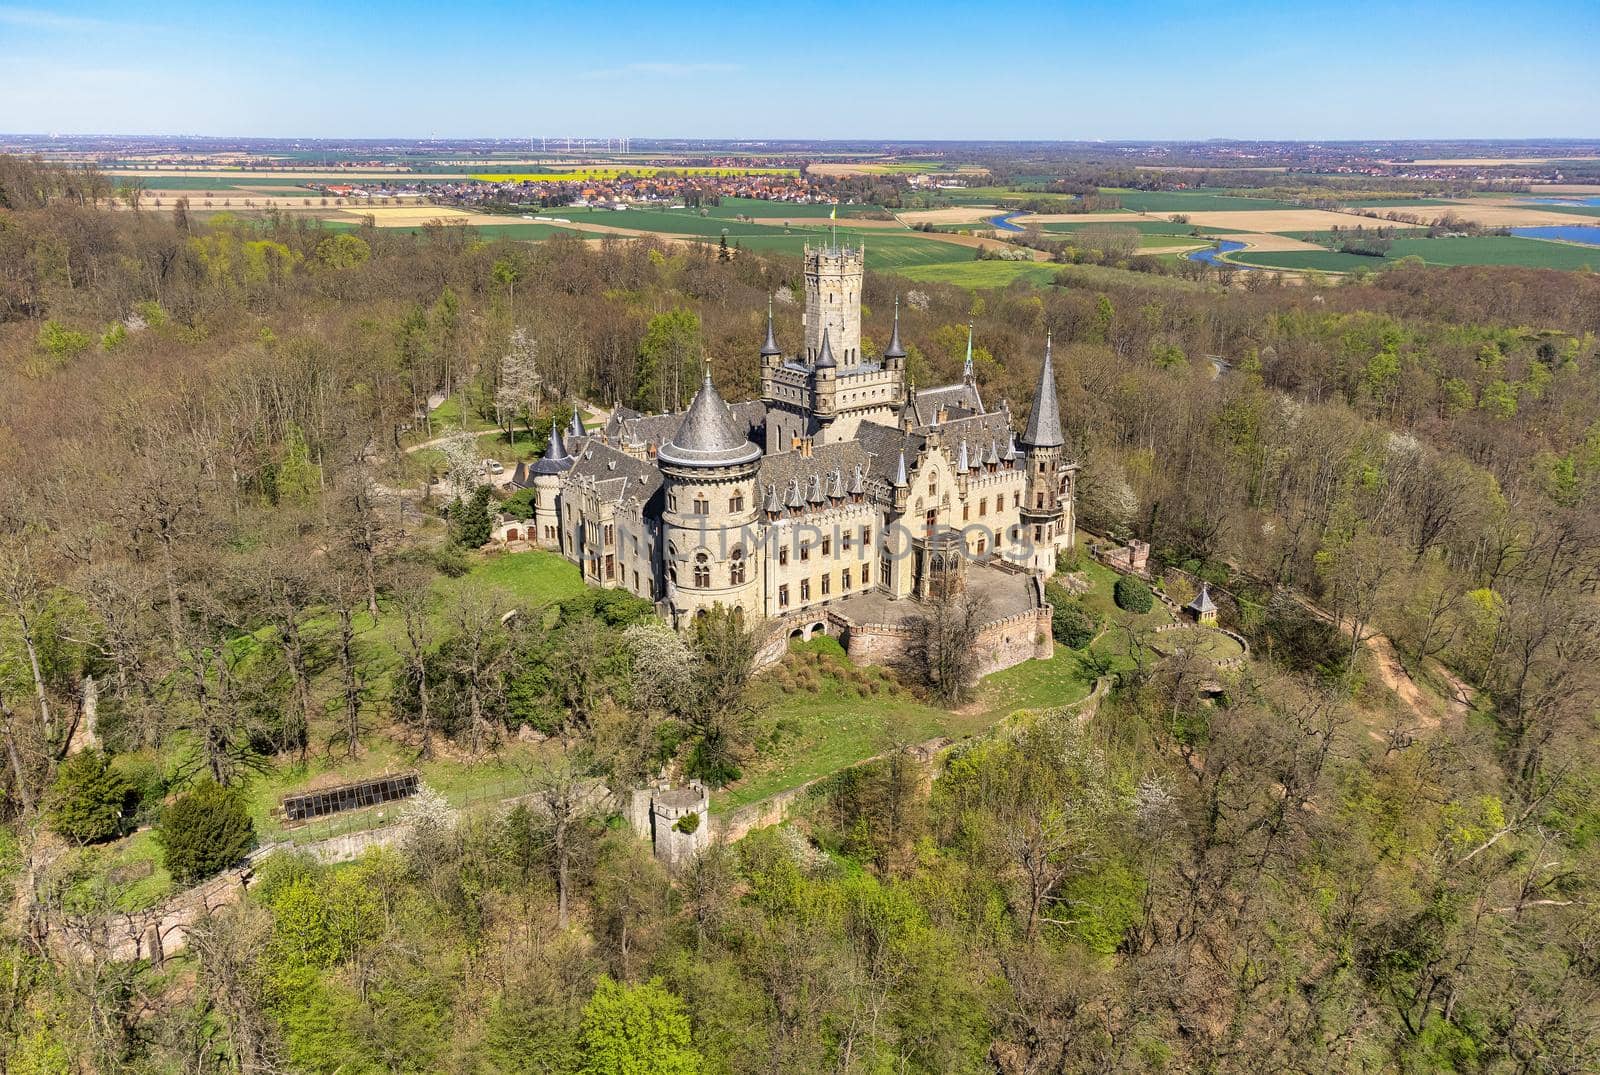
[60,828,175,913]
[1149,626,1245,661]
[697,198,888,219]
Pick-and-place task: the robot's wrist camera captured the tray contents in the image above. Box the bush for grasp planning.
[47,750,136,844]
[1051,600,1097,649]
[1113,575,1153,614]
[156,781,257,885]
[500,486,537,520]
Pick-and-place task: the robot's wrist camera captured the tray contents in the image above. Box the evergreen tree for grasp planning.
[156,780,257,884]
[47,749,135,843]
[450,485,494,548]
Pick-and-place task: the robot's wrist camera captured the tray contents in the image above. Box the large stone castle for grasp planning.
[511,241,1077,673]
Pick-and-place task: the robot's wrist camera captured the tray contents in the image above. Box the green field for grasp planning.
[1040,219,1247,236]
[896,260,1059,288]
[533,207,799,238]
[1233,235,1600,272]
[723,229,976,270]
[120,176,312,192]
[696,197,886,219]
[474,166,798,181]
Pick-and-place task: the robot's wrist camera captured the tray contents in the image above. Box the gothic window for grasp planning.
[693,496,709,515]
[693,553,711,588]
[603,524,614,546]
[730,547,746,585]
[729,493,744,513]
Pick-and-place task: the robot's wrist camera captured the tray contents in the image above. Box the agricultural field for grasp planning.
[896,260,1061,288]
[1231,235,1600,272]
[728,229,978,271]
[471,166,798,181]
[1105,188,1302,212]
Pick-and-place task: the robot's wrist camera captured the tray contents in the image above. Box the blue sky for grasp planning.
[0,1,1596,139]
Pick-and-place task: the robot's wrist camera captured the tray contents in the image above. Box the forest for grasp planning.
[3,154,1600,1073]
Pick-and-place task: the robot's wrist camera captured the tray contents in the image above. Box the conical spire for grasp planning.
[765,482,781,514]
[808,474,824,503]
[760,295,781,357]
[567,402,586,439]
[1021,332,1064,448]
[530,419,574,475]
[894,450,908,487]
[814,326,837,370]
[787,478,804,509]
[828,468,844,499]
[957,440,969,473]
[962,322,975,382]
[883,296,907,360]
[1006,431,1021,461]
[850,463,864,496]
[987,440,1000,467]
[658,368,761,467]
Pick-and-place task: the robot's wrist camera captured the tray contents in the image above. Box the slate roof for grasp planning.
[909,382,985,427]
[1022,335,1064,448]
[658,372,763,467]
[568,440,664,506]
[605,400,766,456]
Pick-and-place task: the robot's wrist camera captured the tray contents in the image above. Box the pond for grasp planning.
[1509,225,1600,246]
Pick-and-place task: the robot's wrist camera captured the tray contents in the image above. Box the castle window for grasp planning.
[963,504,969,522]
[800,578,811,601]
[779,584,789,608]
[842,532,852,552]
[821,536,831,556]
[979,498,987,517]
[605,554,615,581]
[862,562,871,585]
[603,524,614,546]
[821,573,831,596]
[779,545,789,566]
[730,547,746,585]
[842,568,852,589]
[693,553,710,588]
[729,493,744,513]
[862,525,872,549]
[693,496,709,515]
[800,542,810,562]
[1013,492,1020,508]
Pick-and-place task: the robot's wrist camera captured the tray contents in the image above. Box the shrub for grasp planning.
[500,486,537,520]
[1114,575,1153,614]
[47,750,136,844]
[672,811,701,835]
[156,781,257,885]
[1051,600,1097,649]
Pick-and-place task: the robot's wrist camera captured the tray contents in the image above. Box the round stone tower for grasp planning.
[527,420,573,551]
[658,369,762,624]
[650,781,710,874]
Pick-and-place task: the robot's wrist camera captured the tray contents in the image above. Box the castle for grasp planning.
[511,241,1077,673]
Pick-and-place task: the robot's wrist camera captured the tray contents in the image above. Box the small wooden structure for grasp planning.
[281,772,420,825]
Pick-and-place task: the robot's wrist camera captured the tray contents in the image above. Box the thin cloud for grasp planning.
[581,61,742,81]
[0,6,112,32]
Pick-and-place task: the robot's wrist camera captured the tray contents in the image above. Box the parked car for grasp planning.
[482,458,505,475]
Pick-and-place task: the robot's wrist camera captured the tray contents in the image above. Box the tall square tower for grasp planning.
[804,242,863,365]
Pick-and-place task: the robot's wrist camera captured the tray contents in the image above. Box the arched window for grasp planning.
[693,552,711,588]
[729,546,746,585]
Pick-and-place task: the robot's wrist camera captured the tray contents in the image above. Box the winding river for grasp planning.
[989,212,1025,232]
[1185,239,1251,268]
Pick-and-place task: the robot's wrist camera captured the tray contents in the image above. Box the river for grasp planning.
[1509,225,1600,246]
[1185,239,1250,268]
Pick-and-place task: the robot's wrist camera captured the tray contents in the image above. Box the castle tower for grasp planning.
[527,420,572,551]
[1020,334,1074,575]
[657,369,762,624]
[804,241,863,365]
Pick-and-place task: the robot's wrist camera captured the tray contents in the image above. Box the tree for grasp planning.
[47,750,135,843]
[1113,575,1153,614]
[579,976,702,1075]
[450,485,494,549]
[1048,595,1096,649]
[494,327,545,447]
[156,780,257,884]
[686,606,761,786]
[906,592,989,705]
[636,309,702,413]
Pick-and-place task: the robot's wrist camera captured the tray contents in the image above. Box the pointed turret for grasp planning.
[883,296,907,361]
[962,322,975,383]
[814,326,837,370]
[765,482,781,515]
[987,440,1000,467]
[787,478,804,510]
[1006,431,1021,461]
[568,402,586,440]
[957,440,969,473]
[529,420,574,475]
[808,474,824,504]
[760,296,781,358]
[894,450,908,487]
[1021,333,1064,448]
[827,468,844,500]
[850,464,864,496]
[657,368,761,468]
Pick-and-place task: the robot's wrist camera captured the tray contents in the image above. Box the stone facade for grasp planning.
[510,242,1079,675]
